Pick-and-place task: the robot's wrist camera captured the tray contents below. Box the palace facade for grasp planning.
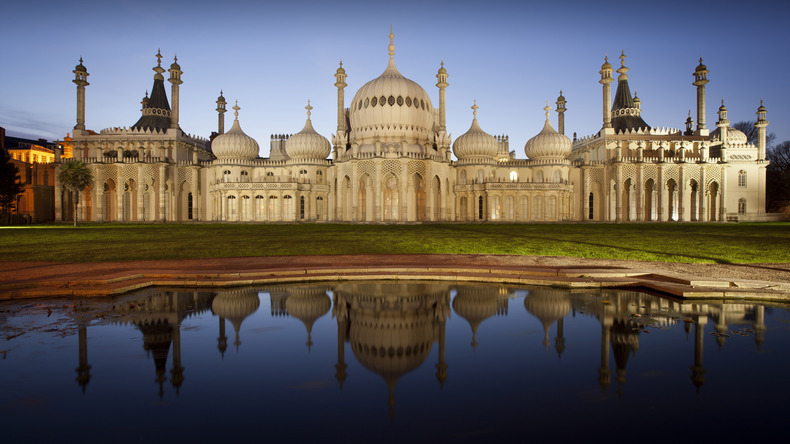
[57,32,771,223]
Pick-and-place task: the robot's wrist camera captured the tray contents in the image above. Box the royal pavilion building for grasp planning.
[57,31,770,224]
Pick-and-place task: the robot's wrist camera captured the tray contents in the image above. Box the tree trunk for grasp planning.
[73,190,79,227]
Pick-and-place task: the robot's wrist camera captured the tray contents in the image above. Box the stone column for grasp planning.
[582,168,589,221]
[720,167,727,222]
[699,167,707,222]
[636,165,644,221]
[159,166,166,222]
[615,165,622,223]
[657,166,664,222]
[678,166,685,222]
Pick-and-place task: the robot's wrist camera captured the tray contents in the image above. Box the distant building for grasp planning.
[0,127,58,222]
[61,32,772,223]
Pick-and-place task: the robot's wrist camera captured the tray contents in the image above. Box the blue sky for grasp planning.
[1,0,787,157]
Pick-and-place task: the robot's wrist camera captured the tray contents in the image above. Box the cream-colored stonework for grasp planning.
[58,35,770,223]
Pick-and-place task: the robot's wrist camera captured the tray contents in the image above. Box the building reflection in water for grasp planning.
[68,282,773,411]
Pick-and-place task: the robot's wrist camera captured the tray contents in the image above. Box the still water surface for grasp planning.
[1,282,788,442]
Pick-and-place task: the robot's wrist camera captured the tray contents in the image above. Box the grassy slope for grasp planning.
[0,222,789,264]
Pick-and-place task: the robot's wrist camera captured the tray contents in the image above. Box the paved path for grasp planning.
[1,254,788,301]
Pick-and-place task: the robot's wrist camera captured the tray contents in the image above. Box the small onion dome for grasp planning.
[285,101,331,161]
[336,62,346,75]
[524,103,572,160]
[217,91,225,102]
[75,57,87,72]
[758,99,767,113]
[719,100,727,113]
[601,55,612,70]
[557,91,566,102]
[453,101,499,160]
[212,101,259,160]
[170,55,180,71]
[437,61,447,76]
[695,57,707,73]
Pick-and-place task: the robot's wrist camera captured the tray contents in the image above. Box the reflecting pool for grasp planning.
[1,282,788,442]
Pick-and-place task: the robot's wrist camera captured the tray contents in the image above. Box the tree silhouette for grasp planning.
[0,147,23,215]
[59,160,93,226]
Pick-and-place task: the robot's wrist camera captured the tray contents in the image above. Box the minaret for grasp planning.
[216,90,227,135]
[755,100,769,160]
[168,55,183,130]
[72,57,89,132]
[436,61,449,132]
[685,110,694,136]
[140,90,149,112]
[334,61,347,136]
[555,90,567,135]
[217,316,228,358]
[75,325,91,393]
[717,99,729,160]
[599,55,614,133]
[693,57,710,136]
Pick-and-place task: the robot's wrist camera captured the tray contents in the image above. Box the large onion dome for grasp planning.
[523,288,571,350]
[283,286,331,350]
[452,286,502,350]
[348,30,434,148]
[285,102,331,161]
[211,102,259,160]
[211,289,261,351]
[453,101,499,162]
[524,103,572,161]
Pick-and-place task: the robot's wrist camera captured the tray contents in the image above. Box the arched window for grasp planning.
[316,196,324,219]
[589,193,594,220]
[240,170,250,182]
[300,196,305,219]
[478,196,484,220]
[738,170,747,187]
[476,169,484,184]
[738,198,747,215]
[223,170,232,183]
[460,170,467,185]
[316,171,324,184]
[509,171,518,182]
[187,193,193,220]
[553,170,561,183]
[535,170,544,183]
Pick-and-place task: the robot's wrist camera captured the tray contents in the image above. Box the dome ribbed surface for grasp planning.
[212,118,259,160]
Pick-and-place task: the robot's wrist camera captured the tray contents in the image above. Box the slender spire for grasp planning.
[544,101,552,121]
[472,100,478,119]
[156,49,162,67]
[233,101,240,120]
[306,100,312,119]
[388,25,395,58]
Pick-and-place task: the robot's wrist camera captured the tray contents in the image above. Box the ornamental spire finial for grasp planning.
[472,100,478,119]
[156,49,162,67]
[619,50,626,67]
[306,100,313,119]
[544,101,552,120]
[233,101,240,120]
[388,25,395,57]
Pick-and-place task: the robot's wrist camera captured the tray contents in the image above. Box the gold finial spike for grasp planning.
[699,56,703,64]
[721,98,725,106]
[145,90,148,98]
[441,60,444,68]
[619,50,626,67]
[544,101,552,120]
[174,54,178,63]
[471,100,479,119]
[233,100,240,120]
[156,49,162,67]
[306,100,313,119]
[339,60,343,67]
[388,25,395,57]
[79,55,83,64]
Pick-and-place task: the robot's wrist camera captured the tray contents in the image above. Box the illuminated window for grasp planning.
[738,170,747,187]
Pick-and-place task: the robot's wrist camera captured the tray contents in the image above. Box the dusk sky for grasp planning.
[2,0,788,157]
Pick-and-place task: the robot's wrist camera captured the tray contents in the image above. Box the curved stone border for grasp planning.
[1,255,788,301]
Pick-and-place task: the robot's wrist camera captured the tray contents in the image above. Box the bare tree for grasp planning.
[731,121,776,147]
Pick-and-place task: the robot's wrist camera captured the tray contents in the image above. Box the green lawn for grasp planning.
[1,222,789,264]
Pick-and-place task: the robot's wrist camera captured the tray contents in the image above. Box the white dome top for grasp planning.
[453,102,499,162]
[212,103,259,160]
[711,125,748,145]
[524,104,572,160]
[285,102,331,161]
[348,31,434,147]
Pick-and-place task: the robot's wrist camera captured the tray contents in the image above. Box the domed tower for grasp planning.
[211,101,260,161]
[211,289,261,351]
[216,90,227,135]
[285,101,331,162]
[347,29,435,154]
[523,103,572,161]
[452,101,499,165]
[131,50,175,132]
[283,287,331,350]
[610,51,650,133]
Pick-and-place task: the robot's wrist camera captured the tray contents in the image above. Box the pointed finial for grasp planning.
[441,60,444,68]
[699,56,703,64]
[220,89,223,95]
[145,90,149,98]
[688,109,692,117]
[721,98,725,106]
[233,100,240,120]
[174,54,178,63]
[388,25,395,57]
[156,49,162,67]
[79,56,83,64]
[306,100,313,119]
[544,101,552,120]
[605,54,608,63]
[471,100,479,119]
[559,89,563,95]
[761,98,764,106]
[619,50,626,67]
[339,60,343,67]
